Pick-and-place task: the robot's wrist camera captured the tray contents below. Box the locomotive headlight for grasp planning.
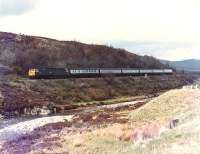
[28,69,38,77]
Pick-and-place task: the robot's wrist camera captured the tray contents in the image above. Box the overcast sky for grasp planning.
[0,0,200,60]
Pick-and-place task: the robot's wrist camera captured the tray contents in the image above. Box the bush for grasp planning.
[13,66,22,75]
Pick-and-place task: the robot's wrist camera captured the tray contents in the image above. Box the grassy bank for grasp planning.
[1,88,200,154]
[62,88,200,154]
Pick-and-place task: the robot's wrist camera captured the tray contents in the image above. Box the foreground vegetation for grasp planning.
[1,88,200,154]
[63,88,200,154]
[0,74,192,116]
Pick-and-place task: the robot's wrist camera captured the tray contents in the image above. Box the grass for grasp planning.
[75,95,148,106]
[129,89,197,124]
[133,124,200,154]
[61,88,200,154]
[64,129,194,154]
[133,131,184,154]
[65,134,134,154]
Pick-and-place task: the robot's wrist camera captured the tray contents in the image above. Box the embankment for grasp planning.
[0,74,193,117]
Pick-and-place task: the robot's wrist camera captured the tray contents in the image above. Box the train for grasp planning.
[28,68,173,79]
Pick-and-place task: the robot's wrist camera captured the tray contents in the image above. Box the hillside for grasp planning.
[0,32,165,74]
[0,32,194,117]
[161,59,200,72]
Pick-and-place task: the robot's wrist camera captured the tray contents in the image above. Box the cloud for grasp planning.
[109,41,199,60]
[158,46,200,61]
[0,0,37,16]
[0,0,200,61]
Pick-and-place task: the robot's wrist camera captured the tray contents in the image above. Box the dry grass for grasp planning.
[76,95,148,106]
[2,88,200,154]
[59,88,200,154]
[129,89,200,124]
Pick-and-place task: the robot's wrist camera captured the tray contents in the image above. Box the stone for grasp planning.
[169,119,179,129]
[0,91,4,108]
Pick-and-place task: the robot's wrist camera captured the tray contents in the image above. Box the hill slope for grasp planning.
[161,59,200,72]
[0,32,165,74]
[0,32,193,116]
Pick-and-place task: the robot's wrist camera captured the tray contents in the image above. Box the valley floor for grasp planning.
[1,86,200,154]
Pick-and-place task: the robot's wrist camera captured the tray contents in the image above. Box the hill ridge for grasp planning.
[160,59,200,72]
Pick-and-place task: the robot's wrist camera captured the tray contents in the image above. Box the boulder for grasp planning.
[168,119,179,129]
[0,91,4,110]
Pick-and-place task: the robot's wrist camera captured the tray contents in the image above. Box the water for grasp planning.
[0,116,38,129]
[0,115,73,141]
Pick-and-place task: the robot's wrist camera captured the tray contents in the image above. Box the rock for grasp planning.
[30,106,51,116]
[23,106,51,116]
[40,106,51,115]
[47,102,58,114]
[0,91,4,109]
[169,119,179,129]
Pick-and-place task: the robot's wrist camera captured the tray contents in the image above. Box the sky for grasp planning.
[0,0,200,61]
